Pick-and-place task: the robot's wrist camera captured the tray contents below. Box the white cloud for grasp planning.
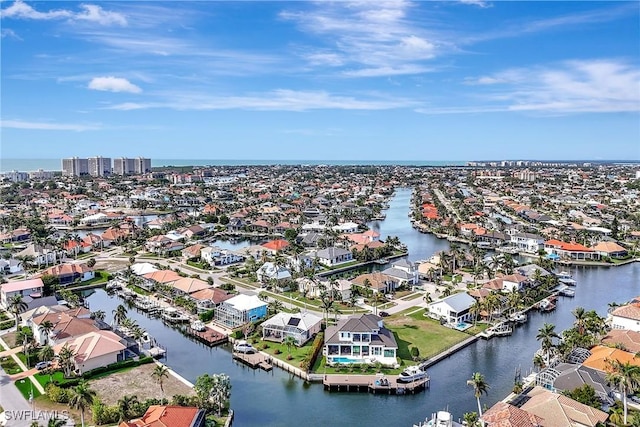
[281,1,438,77]
[75,4,127,26]
[88,77,142,93]
[0,0,126,26]
[0,28,21,40]
[444,59,640,114]
[459,0,492,8]
[106,89,418,112]
[1,119,100,131]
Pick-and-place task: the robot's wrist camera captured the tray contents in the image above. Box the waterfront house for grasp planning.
[591,241,628,259]
[30,306,92,345]
[261,239,290,254]
[262,311,322,346]
[214,294,268,328]
[381,259,419,286]
[601,329,640,353]
[535,362,612,404]
[500,273,528,292]
[544,239,600,261]
[53,330,127,375]
[0,278,44,308]
[313,247,353,267]
[481,401,543,427]
[170,277,211,297]
[324,314,398,366]
[119,405,206,427]
[609,301,640,332]
[39,262,95,286]
[582,345,640,372]
[519,386,609,426]
[16,243,61,267]
[189,287,233,313]
[426,292,476,324]
[181,244,206,261]
[510,233,545,254]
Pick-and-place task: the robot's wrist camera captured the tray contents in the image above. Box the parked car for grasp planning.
[379,311,390,317]
[233,340,256,354]
[35,361,52,370]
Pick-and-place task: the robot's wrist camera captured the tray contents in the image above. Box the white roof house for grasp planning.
[427,292,477,325]
[262,311,323,346]
[214,294,268,328]
[131,262,159,276]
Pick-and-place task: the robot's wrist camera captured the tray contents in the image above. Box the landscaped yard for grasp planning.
[0,356,23,375]
[1,331,21,348]
[385,311,469,364]
[14,378,41,399]
[255,338,313,367]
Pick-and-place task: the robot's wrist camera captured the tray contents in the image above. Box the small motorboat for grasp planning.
[190,320,206,332]
[397,365,429,383]
[509,312,527,324]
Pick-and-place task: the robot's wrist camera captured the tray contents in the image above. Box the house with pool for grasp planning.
[323,314,398,367]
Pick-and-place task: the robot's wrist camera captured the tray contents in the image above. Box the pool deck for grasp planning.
[323,374,429,394]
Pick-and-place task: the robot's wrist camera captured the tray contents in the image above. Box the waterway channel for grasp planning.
[85,188,640,426]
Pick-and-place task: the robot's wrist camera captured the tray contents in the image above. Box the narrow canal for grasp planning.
[86,188,640,426]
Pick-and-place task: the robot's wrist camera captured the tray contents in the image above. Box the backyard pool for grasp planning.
[330,357,366,364]
[453,322,472,331]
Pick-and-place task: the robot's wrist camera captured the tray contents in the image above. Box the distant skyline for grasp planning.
[1,1,639,161]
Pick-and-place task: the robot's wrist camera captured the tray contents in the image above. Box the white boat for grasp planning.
[134,297,156,311]
[413,411,464,427]
[161,307,190,323]
[397,365,429,383]
[556,271,577,286]
[558,286,575,297]
[190,320,206,332]
[509,312,527,324]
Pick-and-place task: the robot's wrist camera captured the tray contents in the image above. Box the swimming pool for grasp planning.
[330,357,366,364]
[454,322,472,331]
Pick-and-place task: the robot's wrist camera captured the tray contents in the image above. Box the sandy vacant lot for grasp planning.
[91,362,195,405]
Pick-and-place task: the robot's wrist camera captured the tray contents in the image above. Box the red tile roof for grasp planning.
[120,405,202,427]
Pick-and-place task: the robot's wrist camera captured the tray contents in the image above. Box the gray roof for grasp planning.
[552,363,611,398]
[392,259,413,269]
[382,267,413,280]
[316,247,351,259]
[516,264,551,278]
[324,314,397,349]
[432,292,476,313]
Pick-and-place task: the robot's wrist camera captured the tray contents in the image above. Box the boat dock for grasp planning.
[233,352,273,371]
[183,326,228,347]
[323,374,429,394]
[479,322,513,339]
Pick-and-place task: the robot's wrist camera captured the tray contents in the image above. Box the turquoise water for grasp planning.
[454,322,472,331]
[331,356,366,364]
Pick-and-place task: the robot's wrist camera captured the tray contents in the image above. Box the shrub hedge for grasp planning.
[300,332,324,372]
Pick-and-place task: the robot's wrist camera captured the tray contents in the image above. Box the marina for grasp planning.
[80,189,640,426]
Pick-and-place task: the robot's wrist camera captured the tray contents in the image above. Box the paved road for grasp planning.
[0,367,35,427]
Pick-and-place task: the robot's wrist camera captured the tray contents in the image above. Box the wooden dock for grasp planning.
[323,374,429,394]
[183,326,228,347]
[233,352,273,371]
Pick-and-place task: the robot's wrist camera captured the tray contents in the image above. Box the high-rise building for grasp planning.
[134,157,152,174]
[113,157,136,175]
[62,157,89,177]
[88,156,112,177]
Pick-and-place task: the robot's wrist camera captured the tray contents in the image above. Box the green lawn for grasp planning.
[386,312,469,364]
[82,271,110,285]
[130,284,151,296]
[0,356,23,375]
[14,378,41,400]
[34,370,65,388]
[255,338,313,367]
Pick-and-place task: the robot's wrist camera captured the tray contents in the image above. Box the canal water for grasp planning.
[85,188,640,426]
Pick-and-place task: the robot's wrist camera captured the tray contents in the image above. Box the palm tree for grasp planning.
[467,372,490,416]
[572,307,587,335]
[283,335,297,356]
[536,323,560,367]
[38,344,54,362]
[58,343,76,378]
[39,320,54,345]
[8,294,28,330]
[90,310,106,321]
[68,380,97,427]
[152,364,170,400]
[117,394,139,422]
[463,412,480,427]
[606,359,640,425]
[112,304,128,326]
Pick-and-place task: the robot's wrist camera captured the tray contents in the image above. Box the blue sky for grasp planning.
[1,0,639,161]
